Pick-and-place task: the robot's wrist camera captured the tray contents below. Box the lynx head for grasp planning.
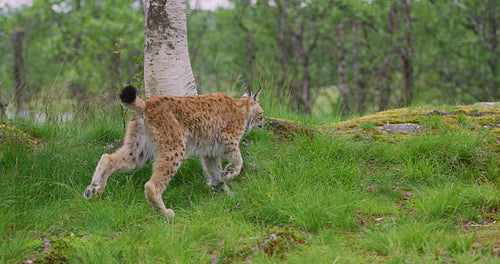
[242,88,265,132]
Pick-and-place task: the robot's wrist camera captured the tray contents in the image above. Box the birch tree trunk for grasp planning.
[144,0,197,98]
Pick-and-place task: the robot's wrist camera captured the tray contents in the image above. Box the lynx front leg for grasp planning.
[84,148,139,200]
[201,156,230,194]
[222,147,243,181]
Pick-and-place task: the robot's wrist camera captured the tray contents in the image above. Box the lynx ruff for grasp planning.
[84,86,264,217]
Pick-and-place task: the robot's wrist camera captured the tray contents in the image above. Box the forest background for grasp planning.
[1,0,499,119]
[1,1,500,262]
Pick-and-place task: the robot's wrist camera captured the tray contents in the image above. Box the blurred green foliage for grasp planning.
[0,0,499,116]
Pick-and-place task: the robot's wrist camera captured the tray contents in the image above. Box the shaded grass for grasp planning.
[1,111,499,263]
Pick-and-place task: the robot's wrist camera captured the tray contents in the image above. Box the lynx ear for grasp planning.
[253,87,262,102]
[241,87,252,98]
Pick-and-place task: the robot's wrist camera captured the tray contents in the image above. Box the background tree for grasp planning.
[144,0,197,97]
[1,0,499,119]
[13,28,25,115]
[455,0,500,100]
[0,0,144,111]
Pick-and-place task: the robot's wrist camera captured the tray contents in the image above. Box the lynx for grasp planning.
[84,86,264,217]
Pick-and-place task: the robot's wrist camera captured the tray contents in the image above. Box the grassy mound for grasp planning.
[328,103,500,143]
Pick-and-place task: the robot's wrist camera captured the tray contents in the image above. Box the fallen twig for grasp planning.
[23,238,51,264]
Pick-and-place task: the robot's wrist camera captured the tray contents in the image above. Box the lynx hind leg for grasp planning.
[144,146,185,218]
[201,156,230,194]
[84,117,149,200]
[84,146,139,200]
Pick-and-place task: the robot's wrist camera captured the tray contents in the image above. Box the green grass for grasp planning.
[1,108,499,263]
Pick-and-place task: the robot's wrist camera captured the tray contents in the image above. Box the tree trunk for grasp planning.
[295,24,314,115]
[457,1,500,100]
[489,8,499,100]
[400,0,413,106]
[14,28,25,115]
[0,90,7,120]
[276,0,288,97]
[352,19,362,114]
[144,0,197,98]
[490,59,499,100]
[234,7,256,91]
[299,54,312,114]
[337,23,350,118]
[379,57,391,111]
[245,36,256,91]
[74,0,82,53]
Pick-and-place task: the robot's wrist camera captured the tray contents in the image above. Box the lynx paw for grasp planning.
[210,182,232,195]
[84,184,101,200]
[162,209,175,218]
[222,169,237,181]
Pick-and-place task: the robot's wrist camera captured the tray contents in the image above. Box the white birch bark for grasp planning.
[144,0,197,98]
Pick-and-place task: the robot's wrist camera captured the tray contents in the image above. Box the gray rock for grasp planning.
[378,123,421,135]
[474,102,499,107]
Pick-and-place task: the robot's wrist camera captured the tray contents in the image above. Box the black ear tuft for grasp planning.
[253,86,262,101]
[120,85,137,104]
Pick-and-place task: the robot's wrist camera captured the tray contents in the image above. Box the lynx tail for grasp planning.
[119,85,145,113]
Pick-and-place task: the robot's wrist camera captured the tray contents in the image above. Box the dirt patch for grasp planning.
[258,226,308,259]
[211,226,309,263]
[463,220,500,256]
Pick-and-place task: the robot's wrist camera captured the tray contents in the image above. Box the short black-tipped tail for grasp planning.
[120,85,137,104]
[119,85,145,113]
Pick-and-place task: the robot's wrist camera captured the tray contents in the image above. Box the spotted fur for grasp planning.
[84,86,264,217]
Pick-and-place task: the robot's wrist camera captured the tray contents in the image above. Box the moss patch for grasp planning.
[0,124,38,147]
[32,234,104,264]
[465,220,500,256]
